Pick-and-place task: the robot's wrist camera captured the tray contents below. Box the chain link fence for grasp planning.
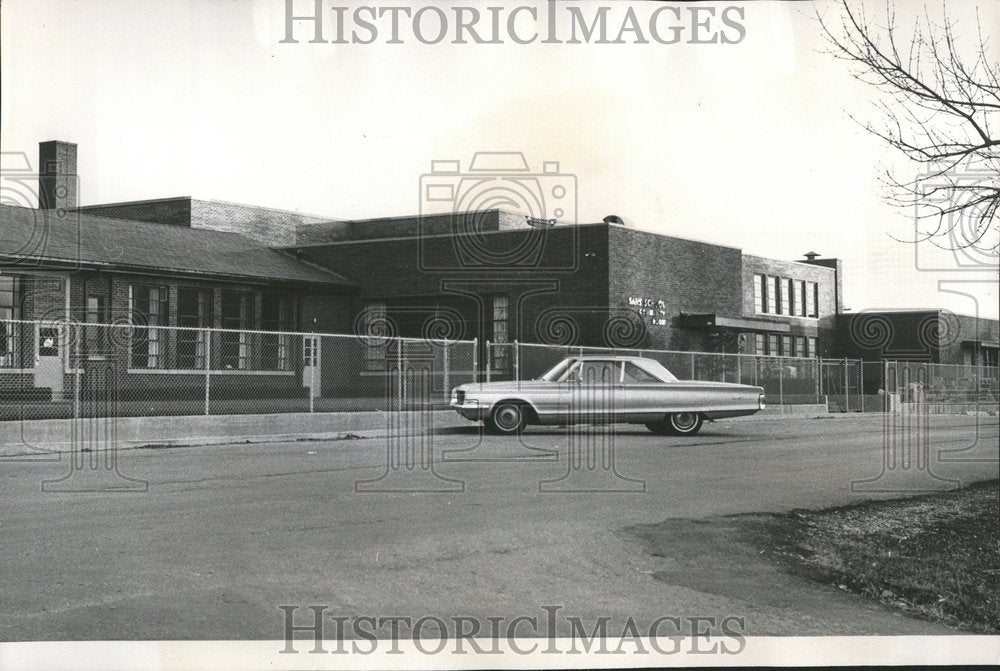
[4,318,995,419]
[878,360,999,414]
[0,319,477,420]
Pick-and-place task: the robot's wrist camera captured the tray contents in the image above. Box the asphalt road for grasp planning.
[2,414,997,640]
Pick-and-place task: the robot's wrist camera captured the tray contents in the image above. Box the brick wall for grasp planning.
[76,198,337,247]
[294,224,609,346]
[294,210,533,246]
[741,254,838,355]
[837,310,1000,364]
[607,226,743,350]
[77,199,192,227]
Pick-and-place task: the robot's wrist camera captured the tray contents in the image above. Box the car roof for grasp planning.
[568,356,653,363]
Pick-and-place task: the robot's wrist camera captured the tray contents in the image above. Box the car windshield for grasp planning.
[538,358,576,381]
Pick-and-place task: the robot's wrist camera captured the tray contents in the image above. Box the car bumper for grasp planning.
[450,400,489,421]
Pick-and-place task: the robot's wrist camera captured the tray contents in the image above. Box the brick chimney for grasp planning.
[38,140,78,210]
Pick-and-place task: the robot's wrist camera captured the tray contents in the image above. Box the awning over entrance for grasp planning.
[681,313,792,333]
[963,339,1000,349]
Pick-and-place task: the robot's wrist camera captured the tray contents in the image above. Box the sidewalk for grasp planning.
[0,404,838,457]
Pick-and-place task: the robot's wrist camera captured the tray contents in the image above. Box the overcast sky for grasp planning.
[2,0,997,318]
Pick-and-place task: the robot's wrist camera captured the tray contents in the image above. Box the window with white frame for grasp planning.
[754,274,766,313]
[262,294,291,371]
[130,284,168,368]
[783,278,794,316]
[795,336,805,358]
[754,333,765,356]
[808,336,817,358]
[806,282,818,318]
[798,280,807,317]
[767,276,779,315]
[177,288,211,369]
[363,301,388,372]
[0,275,22,368]
[220,291,252,370]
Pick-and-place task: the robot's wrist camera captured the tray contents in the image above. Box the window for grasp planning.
[783,278,794,316]
[85,294,106,355]
[781,335,792,357]
[221,291,253,370]
[178,288,211,369]
[491,295,509,374]
[768,334,779,356]
[795,336,806,358]
[754,333,765,356]
[767,276,779,315]
[0,275,21,367]
[798,281,807,317]
[983,347,998,368]
[754,274,766,313]
[130,285,169,368]
[575,360,619,384]
[623,362,658,383]
[807,337,817,358]
[806,282,818,318]
[362,301,388,372]
[262,294,291,371]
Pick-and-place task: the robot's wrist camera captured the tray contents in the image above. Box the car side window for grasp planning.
[623,362,659,383]
[577,361,619,384]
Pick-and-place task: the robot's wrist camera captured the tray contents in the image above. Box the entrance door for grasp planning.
[302,336,321,398]
[35,325,64,400]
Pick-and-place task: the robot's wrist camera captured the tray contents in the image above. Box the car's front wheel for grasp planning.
[486,402,528,435]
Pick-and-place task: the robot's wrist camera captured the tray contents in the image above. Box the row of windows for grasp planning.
[123,285,292,371]
[751,333,817,358]
[754,274,818,318]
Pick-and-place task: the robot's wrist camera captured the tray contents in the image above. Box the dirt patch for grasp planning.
[629,480,998,634]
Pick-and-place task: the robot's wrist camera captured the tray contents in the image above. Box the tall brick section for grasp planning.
[38,141,78,211]
[75,197,338,247]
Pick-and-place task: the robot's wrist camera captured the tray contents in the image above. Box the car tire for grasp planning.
[487,402,527,435]
[668,412,703,435]
[645,421,674,436]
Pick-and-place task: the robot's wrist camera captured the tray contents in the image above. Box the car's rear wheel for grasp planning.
[668,412,703,435]
[486,402,527,435]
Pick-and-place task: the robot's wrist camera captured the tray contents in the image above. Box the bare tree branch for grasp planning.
[818,1,1000,254]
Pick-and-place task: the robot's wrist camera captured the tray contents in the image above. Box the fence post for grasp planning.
[74,324,80,422]
[778,359,784,408]
[690,352,696,380]
[472,338,478,385]
[514,340,520,382]
[843,357,849,413]
[815,358,820,403]
[443,339,449,400]
[310,335,318,413]
[397,340,404,411]
[204,328,211,416]
[858,360,864,413]
[736,354,741,385]
[485,340,491,383]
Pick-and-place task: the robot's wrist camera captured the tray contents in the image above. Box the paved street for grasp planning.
[2,414,997,640]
